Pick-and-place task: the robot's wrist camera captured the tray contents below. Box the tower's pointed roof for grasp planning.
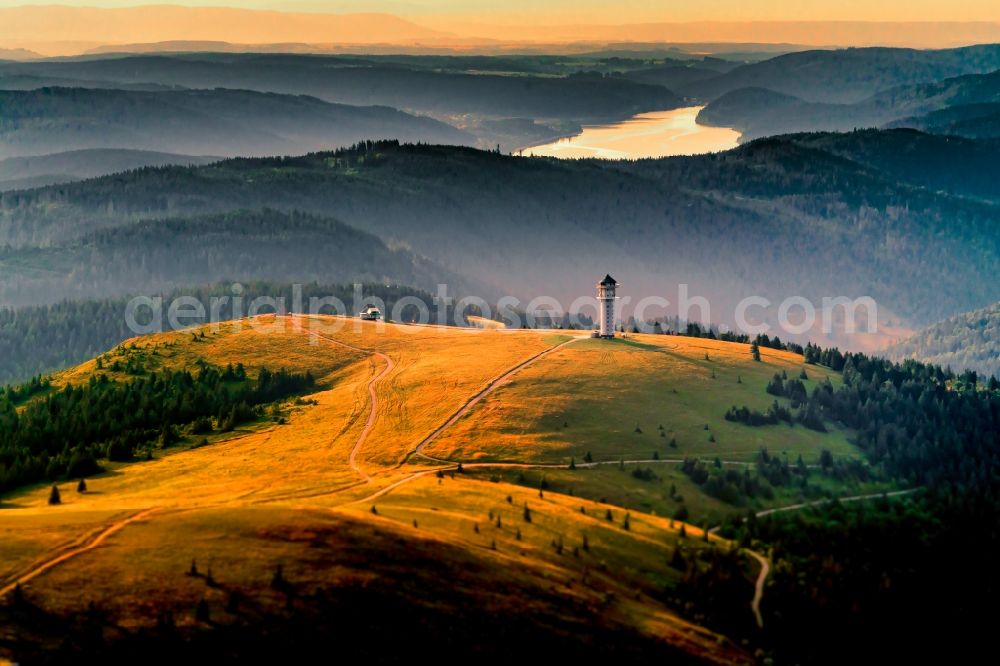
[599,274,618,286]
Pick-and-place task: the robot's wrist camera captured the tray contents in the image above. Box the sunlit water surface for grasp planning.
[518,106,740,159]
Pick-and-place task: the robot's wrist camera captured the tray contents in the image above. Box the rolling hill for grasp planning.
[0,54,682,150]
[888,102,1000,138]
[680,44,1000,103]
[0,149,219,191]
[698,69,1000,140]
[0,54,682,122]
[0,209,466,306]
[2,136,998,348]
[883,300,1000,379]
[0,303,995,663]
[0,315,878,662]
[0,87,471,159]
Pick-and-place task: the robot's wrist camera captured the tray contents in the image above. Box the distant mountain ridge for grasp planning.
[0,6,453,53]
[680,44,1000,103]
[0,48,41,61]
[0,87,472,159]
[0,149,219,191]
[0,55,681,122]
[884,301,1000,379]
[888,102,1000,138]
[699,68,1000,139]
[0,208,467,305]
[2,135,999,349]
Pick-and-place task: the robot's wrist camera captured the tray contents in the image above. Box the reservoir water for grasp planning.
[517,106,740,159]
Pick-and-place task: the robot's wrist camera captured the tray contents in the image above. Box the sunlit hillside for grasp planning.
[0,316,896,660]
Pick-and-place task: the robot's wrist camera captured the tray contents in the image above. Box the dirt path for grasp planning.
[745,549,769,629]
[725,487,920,629]
[0,508,157,599]
[753,488,919,518]
[289,315,395,482]
[409,335,586,463]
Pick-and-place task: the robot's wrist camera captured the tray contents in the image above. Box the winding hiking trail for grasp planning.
[410,335,587,464]
[289,315,395,482]
[730,487,921,629]
[0,318,921,634]
[745,550,769,629]
[754,488,919,518]
[0,508,157,599]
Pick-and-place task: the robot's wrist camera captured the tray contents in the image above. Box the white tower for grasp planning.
[596,274,618,338]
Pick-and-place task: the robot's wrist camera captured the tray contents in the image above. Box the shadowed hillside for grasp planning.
[2,137,998,344]
[0,149,219,191]
[884,300,1000,379]
[0,209,469,305]
[0,54,682,151]
[0,87,472,159]
[681,45,1000,103]
[699,69,1000,139]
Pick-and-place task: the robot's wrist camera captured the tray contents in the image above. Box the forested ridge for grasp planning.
[0,87,471,159]
[0,281,442,386]
[0,358,315,495]
[0,209,468,305]
[884,299,1000,379]
[698,342,1000,663]
[696,57,1000,139]
[2,136,998,335]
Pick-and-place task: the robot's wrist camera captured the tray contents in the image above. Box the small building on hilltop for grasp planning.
[359,305,382,321]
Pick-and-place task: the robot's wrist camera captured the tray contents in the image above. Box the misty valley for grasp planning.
[1,8,999,665]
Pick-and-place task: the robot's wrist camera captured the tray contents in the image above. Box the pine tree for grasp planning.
[77,478,87,493]
[271,564,285,589]
[195,599,210,623]
[48,484,61,505]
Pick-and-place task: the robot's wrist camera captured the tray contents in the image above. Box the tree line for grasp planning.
[691,345,1000,663]
[0,361,315,494]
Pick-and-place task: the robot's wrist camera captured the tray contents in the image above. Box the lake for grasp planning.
[517,106,741,159]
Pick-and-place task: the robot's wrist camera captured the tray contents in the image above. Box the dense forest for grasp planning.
[0,209,468,305]
[2,137,999,339]
[0,149,218,192]
[0,54,681,122]
[0,360,315,494]
[683,44,1000,103]
[0,87,470,159]
[885,299,1000,379]
[0,282,444,386]
[890,102,1000,139]
[695,343,1000,663]
[698,68,1000,140]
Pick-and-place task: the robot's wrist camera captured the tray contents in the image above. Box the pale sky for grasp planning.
[1,1,999,23]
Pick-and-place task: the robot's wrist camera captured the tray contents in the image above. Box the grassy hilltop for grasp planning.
[0,316,888,662]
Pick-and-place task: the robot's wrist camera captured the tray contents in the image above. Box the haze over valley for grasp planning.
[1,4,1000,664]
